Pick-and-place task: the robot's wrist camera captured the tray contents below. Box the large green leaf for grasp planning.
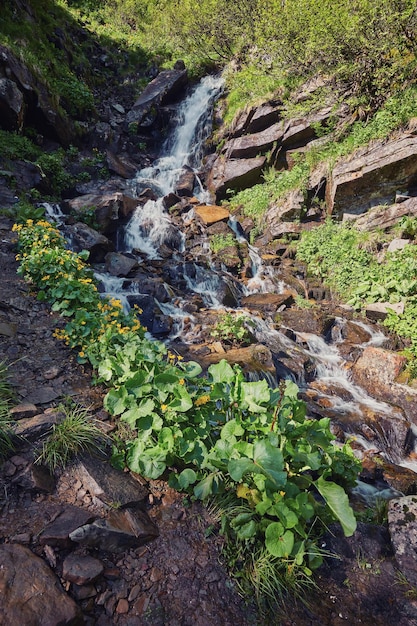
[220,419,244,440]
[228,458,257,481]
[178,468,197,489]
[240,380,270,412]
[253,439,287,488]
[316,475,357,537]
[208,360,235,383]
[265,523,294,557]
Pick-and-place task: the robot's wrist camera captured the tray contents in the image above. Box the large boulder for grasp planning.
[326,134,417,218]
[64,192,139,234]
[208,155,266,201]
[65,222,114,263]
[0,543,83,625]
[125,68,188,129]
[222,122,284,159]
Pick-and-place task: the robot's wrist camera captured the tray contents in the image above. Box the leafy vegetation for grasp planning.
[36,402,106,470]
[13,217,361,600]
[210,311,253,346]
[209,233,237,253]
[296,219,417,366]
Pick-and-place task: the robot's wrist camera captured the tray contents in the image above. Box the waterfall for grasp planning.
[123,75,223,258]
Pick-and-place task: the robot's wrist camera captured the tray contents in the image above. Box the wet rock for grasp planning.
[0,543,83,625]
[352,347,407,386]
[174,166,195,197]
[208,155,266,201]
[365,302,405,321]
[194,204,230,225]
[62,553,104,585]
[278,309,335,336]
[65,222,114,263]
[241,291,294,313]
[125,68,188,129]
[69,507,159,552]
[65,193,138,234]
[105,252,138,277]
[381,461,417,495]
[39,506,96,548]
[389,496,417,586]
[106,151,138,179]
[74,455,149,508]
[327,134,417,218]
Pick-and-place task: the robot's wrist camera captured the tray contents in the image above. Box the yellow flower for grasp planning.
[195,395,210,406]
[161,404,168,412]
[179,378,185,385]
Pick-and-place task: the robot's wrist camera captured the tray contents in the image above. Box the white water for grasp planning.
[124,75,223,258]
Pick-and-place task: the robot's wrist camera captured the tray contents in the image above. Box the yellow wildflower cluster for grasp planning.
[195,395,210,406]
[53,328,70,345]
[167,351,184,365]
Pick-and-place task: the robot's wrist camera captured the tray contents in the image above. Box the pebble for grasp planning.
[116,598,129,614]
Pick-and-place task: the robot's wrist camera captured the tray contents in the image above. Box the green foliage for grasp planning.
[36,402,106,470]
[210,311,253,346]
[0,130,40,162]
[36,150,75,197]
[209,233,237,253]
[14,217,361,595]
[296,219,417,366]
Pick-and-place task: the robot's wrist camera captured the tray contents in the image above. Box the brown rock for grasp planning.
[106,151,138,179]
[65,193,138,234]
[125,68,188,128]
[0,543,83,625]
[9,402,38,419]
[327,135,417,218]
[264,189,305,232]
[116,598,129,614]
[208,155,266,201]
[241,291,294,312]
[354,196,417,232]
[62,553,104,585]
[39,506,96,548]
[194,204,230,225]
[365,302,405,321]
[175,166,195,197]
[14,408,65,440]
[222,122,284,159]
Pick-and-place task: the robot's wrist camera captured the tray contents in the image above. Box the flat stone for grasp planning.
[39,506,96,548]
[74,456,149,508]
[105,252,138,277]
[14,409,65,440]
[23,387,61,405]
[0,543,83,625]
[9,402,38,419]
[194,205,230,225]
[365,301,405,321]
[62,553,104,585]
[69,507,159,552]
[0,321,17,337]
[387,238,410,253]
[13,463,55,493]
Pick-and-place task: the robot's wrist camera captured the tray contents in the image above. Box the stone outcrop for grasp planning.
[125,68,188,130]
[65,222,114,263]
[326,134,417,218]
[353,196,417,232]
[64,192,139,234]
[0,543,83,626]
[208,155,266,200]
[0,44,76,144]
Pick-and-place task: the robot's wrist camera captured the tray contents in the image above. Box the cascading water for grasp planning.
[123,75,223,258]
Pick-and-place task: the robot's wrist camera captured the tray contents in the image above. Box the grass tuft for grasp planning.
[0,361,15,460]
[36,402,107,471]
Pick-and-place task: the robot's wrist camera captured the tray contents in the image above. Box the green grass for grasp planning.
[36,402,107,471]
[209,233,237,253]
